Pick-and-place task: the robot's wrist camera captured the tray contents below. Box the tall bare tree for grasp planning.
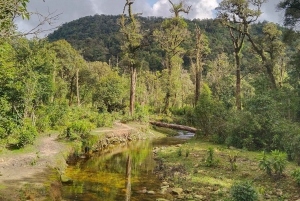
[216,0,266,110]
[154,0,191,114]
[120,0,143,116]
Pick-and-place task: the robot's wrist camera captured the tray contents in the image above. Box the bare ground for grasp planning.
[0,122,140,200]
[0,133,68,200]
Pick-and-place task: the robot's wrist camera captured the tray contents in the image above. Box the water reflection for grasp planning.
[62,138,186,201]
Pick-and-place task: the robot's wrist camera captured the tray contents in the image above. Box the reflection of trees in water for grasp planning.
[63,140,155,200]
[125,155,132,201]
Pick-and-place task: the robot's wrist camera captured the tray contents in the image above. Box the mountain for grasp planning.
[48,14,271,71]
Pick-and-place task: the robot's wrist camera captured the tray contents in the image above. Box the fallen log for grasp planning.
[150,121,197,133]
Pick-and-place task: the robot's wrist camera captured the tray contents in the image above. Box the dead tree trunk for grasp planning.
[150,121,197,133]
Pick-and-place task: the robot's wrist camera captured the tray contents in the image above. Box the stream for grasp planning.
[62,132,194,201]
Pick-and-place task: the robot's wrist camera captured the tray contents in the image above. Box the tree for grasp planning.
[153,0,191,114]
[216,0,266,109]
[0,0,29,38]
[120,0,144,116]
[0,0,60,38]
[277,0,300,28]
[189,25,210,105]
[50,40,86,106]
[246,23,286,89]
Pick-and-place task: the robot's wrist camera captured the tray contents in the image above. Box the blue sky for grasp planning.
[148,0,157,7]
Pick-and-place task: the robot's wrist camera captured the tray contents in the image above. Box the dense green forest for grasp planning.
[1,0,300,165]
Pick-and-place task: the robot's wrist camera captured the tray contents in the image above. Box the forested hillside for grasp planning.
[48,15,246,70]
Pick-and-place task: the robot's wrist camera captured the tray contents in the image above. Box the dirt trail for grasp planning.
[0,133,69,201]
[0,122,138,198]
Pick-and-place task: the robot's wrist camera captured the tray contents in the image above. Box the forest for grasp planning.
[1,0,300,190]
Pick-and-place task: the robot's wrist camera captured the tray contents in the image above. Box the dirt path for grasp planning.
[0,133,68,200]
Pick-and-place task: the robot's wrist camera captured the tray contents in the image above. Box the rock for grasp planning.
[265,194,271,199]
[141,187,147,193]
[147,190,155,194]
[172,188,183,195]
[60,174,73,184]
[175,144,182,147]
[276,189,283,196]
[212,186,219,191]
[160,186,168,194]
[185,188,193,193]
[156,199,169,201]
[161,181,169,186]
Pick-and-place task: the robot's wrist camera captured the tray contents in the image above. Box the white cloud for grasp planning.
[15,0,284,38]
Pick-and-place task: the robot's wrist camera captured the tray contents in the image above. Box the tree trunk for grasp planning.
[163,58,172,114]
[69,74,75,106]
[129,66,136,116]
[150,121,197,133]
[265,63,277,89]
[76,68,80,106]
[195,65,201,105]
[235,52,241,110]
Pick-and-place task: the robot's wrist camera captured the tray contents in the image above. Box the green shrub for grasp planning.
[194,84,227,138]
[205,147,219,167]
[17,123,38,148]
[258,151,272,175]
[64,120,95,140]
[258,150,287,176]
[230,181,258,201]
[229,151,238,171]
[291,168,300,186]
[271,150,287,176]
[177,147,182,157]
[96,112,114,127]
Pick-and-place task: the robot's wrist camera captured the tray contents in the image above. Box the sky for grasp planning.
[16,0,285,38]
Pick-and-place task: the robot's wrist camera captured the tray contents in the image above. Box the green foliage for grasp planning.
[17,121,38,148]
[230,181,258,201]
[271,150,287,176]
[258,151,272,176]
[177,147,182,157]
[194,83,226,138]
[291,168,300,186]
[93,70,126,113]
[228,151,238,171]
[205,147,219,167]
[185,149,190,158]
[64,120,95,140]
[258,150,287,176]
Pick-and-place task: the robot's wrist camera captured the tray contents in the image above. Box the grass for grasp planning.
[155,139,300,200]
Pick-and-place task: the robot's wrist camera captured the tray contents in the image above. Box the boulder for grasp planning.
[60,174,73,184]
[172,188,183,195]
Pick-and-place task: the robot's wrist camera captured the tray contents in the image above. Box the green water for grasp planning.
[62,137,186,201]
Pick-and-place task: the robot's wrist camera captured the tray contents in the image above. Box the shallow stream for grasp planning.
[62,133,194,201]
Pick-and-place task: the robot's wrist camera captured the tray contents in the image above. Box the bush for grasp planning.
[258,151,272,176]
[17,123,38,148]
[258,150,287,176]
[194,84,227,138]
[64,120,95,140]
[291,168,300,186]
[271,150,287,176]
[205,147,219,167]
[230,181,258,201]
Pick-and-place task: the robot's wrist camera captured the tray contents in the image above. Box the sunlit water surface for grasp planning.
[62,134,193,201]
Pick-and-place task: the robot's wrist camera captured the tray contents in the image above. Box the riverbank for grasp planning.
[153,139,300,201]
[0,121,163,200]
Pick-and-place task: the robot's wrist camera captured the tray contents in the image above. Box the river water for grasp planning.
[62,133,193,201]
